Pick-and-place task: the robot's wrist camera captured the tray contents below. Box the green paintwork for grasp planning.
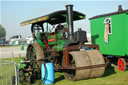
[48,35,56,39]
[56,32,62,39]
[34,30,67,51]
[36,32,46,50]
[48,41,56,45]
[48,35,56,45]
[20,45,24,51]
[56,40,67,51]
[17,58,26,70]
[55,32,67,51]
[90,12,128,56]
[47,31,67,51]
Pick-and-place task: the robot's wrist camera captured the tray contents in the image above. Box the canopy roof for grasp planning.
[21,10,85,26]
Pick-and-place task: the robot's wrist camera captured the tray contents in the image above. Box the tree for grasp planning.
[0,24,6,39]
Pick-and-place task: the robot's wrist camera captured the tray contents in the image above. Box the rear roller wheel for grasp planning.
[26,43,45,73]
[118,58,127,71]
[63,50,105,80]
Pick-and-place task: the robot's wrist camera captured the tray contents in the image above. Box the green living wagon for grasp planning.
[90,5,128,71]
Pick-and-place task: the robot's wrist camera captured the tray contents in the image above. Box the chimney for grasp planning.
[118,5,123,12]
[66,5,74,40]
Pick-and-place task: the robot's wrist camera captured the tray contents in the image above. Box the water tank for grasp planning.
[41,63,54,84]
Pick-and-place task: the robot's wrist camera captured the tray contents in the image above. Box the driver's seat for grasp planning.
[40,32,47,41]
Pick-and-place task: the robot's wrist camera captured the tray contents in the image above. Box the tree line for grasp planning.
[0,24,6,40]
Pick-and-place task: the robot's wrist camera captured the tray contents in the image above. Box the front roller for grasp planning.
[64,50,105,80]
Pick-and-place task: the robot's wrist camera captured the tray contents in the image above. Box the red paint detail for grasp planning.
[48,39,55,42]
[63,48,69,66]
[44,44,49,51]
[118,58,124,71]
[44,39,49,51]
[44,40,49,47]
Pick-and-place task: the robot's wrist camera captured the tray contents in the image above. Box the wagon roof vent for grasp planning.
[118,5,123,12]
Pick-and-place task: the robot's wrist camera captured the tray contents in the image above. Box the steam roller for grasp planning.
[18,4,106,84]
[63,49,105,81]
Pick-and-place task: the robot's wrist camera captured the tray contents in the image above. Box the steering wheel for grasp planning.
[31,23,44,40]
[55,24,64,33]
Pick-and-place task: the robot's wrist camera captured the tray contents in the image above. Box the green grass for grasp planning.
[0,58,18,85]
[0,58,128,85]
[53,68,128,85]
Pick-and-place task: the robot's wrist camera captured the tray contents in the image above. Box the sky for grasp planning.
[1,0,128,40]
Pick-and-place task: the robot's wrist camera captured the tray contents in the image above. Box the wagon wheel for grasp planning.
[118,58,127,71]
[26,43,45,73]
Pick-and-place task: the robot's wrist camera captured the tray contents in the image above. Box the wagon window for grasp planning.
[104,18,112,34]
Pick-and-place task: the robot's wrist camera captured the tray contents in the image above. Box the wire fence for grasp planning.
[0,60,19,85]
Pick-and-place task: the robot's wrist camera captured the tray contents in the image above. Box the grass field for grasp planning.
[0,57,128,85]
